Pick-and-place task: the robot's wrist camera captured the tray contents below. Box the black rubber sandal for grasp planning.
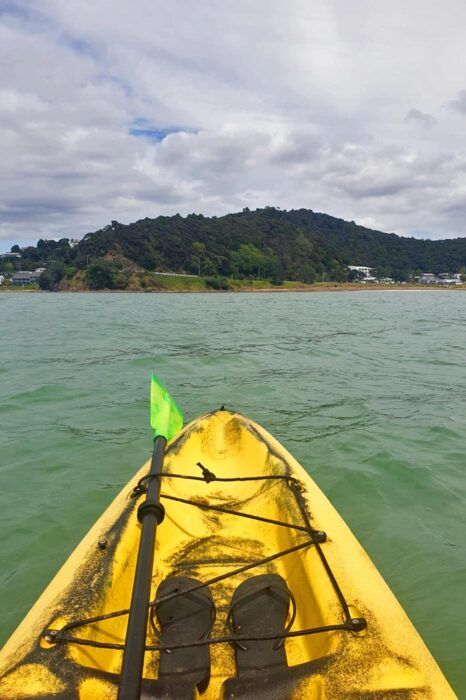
[222,574,331,700]
[143,576,215,699]
[220,573,294,698]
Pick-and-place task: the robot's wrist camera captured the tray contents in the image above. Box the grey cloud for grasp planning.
[342,182,413,199]
[450,89,466,114]
[406,109,436,128]
[2,0,466,242]
[441,187,466,212]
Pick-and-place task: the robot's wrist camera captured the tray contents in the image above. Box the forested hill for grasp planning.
[5,207,466,289]
[74,207,466,279]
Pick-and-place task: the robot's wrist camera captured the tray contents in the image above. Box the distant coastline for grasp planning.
[2,208,466,293]
[2,282,466,294]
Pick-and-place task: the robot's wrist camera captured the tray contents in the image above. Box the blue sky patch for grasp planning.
[129,125,196,142]
[0,1,51,30]
[61,33,100,60]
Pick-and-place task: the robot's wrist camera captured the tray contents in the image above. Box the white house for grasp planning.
[418,273,438,284]
[438,273,462,285]
[348,265,376,281]
[0,251,21,259]
[418,273,462,285]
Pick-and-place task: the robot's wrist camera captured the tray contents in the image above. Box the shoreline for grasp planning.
[1,283,466,294]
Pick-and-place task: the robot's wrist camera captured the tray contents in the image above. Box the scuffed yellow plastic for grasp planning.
[0,411,457,699]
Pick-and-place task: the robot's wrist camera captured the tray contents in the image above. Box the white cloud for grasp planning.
[1,0,466,243]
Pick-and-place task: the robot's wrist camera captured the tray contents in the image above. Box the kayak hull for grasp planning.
[0,410,456,698]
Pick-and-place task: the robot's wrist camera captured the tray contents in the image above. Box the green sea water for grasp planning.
[0,291,465,694]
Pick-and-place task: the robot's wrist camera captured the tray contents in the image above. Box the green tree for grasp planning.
[86,260,115,289]
[39,262,65,291]
[373,266,391,279]
[231,244,260,276]
[301,264,316,283]
[191,242,206,275]
[205,276,230,290]
[0,259,14,273]
[391,268,410,282]
[348,269,365,282]
[231,244,277,278]
[294,230,313,258]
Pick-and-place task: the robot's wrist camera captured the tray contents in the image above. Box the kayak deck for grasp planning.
[0,409,456,698]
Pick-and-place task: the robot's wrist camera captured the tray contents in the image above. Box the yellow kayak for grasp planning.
[0,409,456,699]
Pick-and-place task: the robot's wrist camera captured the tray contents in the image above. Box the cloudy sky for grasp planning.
[2,0,466,247]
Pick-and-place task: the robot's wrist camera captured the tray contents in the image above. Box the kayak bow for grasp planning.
[0,409,456,698]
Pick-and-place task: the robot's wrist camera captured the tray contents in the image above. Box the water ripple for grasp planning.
[0,290,465,693]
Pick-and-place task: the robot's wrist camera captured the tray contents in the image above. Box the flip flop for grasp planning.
[222,574,330,699]
[226,573,294,672]
[145,576,215,698]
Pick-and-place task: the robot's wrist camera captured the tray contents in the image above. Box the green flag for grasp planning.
[150,374,183,440]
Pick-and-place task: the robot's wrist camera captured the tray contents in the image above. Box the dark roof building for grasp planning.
[11,271,39,285]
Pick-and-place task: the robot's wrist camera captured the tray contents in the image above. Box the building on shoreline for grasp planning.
[0,252,21,259]
[348,266,463,285]
[417,273,462,285]
[348,265,376,282]
[11,271,40,286]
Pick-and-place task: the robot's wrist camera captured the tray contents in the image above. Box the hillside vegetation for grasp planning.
[2,207,466,290]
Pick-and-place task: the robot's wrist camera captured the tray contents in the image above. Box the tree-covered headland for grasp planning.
[2,207,466,290]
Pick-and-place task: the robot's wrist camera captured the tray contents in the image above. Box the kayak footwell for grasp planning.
[0,410,456,699]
